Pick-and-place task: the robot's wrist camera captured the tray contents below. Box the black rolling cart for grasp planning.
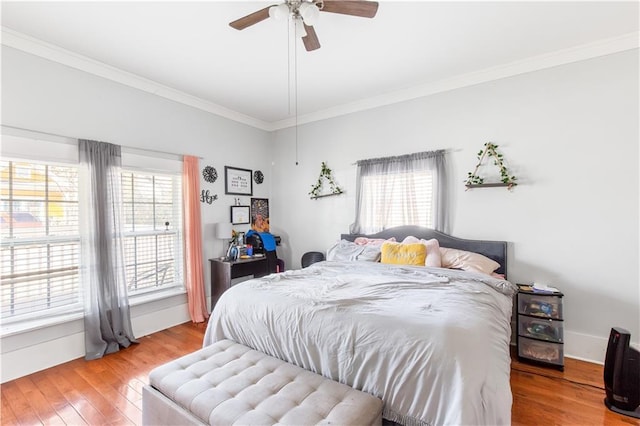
[516,284,565,370]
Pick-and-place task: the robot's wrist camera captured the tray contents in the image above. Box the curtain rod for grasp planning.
[351,149,449,165]
[1,124,203,160]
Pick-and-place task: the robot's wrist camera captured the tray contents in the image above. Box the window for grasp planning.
[351,150,448,235]
[1,160,81,322]
[359,169,434,232]
[0,160,185,325]
[121,171,183,295]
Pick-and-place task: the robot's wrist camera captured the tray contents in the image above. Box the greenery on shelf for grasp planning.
[309,161,344,199]
[465,142,518,188]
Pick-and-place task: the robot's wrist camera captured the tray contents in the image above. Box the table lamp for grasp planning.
[215,222,233,259]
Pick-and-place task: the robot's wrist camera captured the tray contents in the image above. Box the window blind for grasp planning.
[121,171,183,294]
[359,170,434,233]
[1,161,81,321]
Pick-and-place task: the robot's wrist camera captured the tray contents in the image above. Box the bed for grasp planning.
[203,226,517,425]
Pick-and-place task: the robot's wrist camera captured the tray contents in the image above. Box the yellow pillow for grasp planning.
[380,242,427,266]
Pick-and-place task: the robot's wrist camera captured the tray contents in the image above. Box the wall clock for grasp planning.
[202,166,218,183]
[253,170,264,184]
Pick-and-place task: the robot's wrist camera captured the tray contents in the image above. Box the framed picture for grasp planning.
[250,198,270,232]
[225,166,253,196]
[230,205,250,225]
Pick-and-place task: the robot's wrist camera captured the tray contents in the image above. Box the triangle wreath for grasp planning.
[309,162,344,199]
[465,142,518,190]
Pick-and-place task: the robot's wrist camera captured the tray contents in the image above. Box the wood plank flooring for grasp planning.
[1,321,638,425]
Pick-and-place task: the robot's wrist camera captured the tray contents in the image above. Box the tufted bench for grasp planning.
[142,339,383,425]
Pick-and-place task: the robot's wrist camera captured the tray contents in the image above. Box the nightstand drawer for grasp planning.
[518,315,563,343]
[518,293,563,319]
[518,336,564,366]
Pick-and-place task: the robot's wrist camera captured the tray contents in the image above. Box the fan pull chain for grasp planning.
[287,16,291,115]
[295,29,299,166]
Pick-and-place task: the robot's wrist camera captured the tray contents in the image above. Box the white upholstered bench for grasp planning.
[142,339,383,425]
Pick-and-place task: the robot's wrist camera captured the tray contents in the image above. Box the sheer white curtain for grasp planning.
[350,150,449,234]
[79,139,136,360]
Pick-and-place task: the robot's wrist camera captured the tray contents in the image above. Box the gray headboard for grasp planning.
[341,225,508,278]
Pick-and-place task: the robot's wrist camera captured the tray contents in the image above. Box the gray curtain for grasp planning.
[79,139,136,360]
[350,150,449,234]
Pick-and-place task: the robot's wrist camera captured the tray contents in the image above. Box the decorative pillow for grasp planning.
[353,237,396,246]
[440,247,500,276]
[326,240,381,262]
[401,236,442,268]
[380,242,427,266]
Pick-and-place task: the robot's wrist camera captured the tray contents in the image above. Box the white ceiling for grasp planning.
[1,1,638,130]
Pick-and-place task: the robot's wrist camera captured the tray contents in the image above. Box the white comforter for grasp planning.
[203,261,517,426]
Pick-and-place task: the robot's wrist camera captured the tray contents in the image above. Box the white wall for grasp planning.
[270,49,639,363]
[1,47,273,382]
[1,43,637,380]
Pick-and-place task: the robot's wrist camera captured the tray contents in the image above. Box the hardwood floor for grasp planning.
[1,322,638,425]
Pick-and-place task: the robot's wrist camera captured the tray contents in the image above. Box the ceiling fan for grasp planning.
[229,0,379,51]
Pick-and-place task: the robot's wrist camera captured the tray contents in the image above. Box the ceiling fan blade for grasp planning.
[320,1,379,18]
[302,24,321,51]
[229,6,272,30]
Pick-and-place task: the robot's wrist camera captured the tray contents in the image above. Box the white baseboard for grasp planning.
[0,294,191,383]
[0,330,85,383]
[564,330,639,365]
[564,330,608,364]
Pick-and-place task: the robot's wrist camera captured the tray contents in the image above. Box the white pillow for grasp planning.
[439,247,500,276]
[353,237,396,246]
[326,240,381,262]
[401,236,442,268]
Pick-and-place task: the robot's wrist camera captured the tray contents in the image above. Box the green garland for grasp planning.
[309,162,344,198]
[466,142,517,187]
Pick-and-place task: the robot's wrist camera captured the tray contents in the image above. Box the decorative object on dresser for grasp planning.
[516,284,564,370]
[465,142,518,190]
[309,161,344,199]
[225,165,253,195]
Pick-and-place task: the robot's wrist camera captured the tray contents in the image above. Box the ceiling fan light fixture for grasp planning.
[295,18,308,38]
[269,3,289,20]
[299,2,320,25]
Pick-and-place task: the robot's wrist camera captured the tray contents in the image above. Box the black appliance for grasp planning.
[246,233,264,254]
[245,233,282,273]
[246,233,281,254]
[604,327,640,418]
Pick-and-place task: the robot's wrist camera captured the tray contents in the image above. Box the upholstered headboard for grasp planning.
[341,225,508,277]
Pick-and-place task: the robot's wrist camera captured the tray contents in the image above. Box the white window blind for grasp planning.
[1,160,81,322]
[359,170,434,233]
[121,170,183,295]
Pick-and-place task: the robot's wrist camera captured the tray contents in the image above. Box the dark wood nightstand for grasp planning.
[209,257,269,310]
[516,284,565,370]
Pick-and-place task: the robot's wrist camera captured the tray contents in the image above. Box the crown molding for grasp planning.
[270,31,640,130]
[1,27,273,131]
[2,26,638,132]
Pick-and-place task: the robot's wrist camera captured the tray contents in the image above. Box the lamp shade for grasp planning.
[299,2,319,25]
[269,3,289,20]
[215,222,233,240]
